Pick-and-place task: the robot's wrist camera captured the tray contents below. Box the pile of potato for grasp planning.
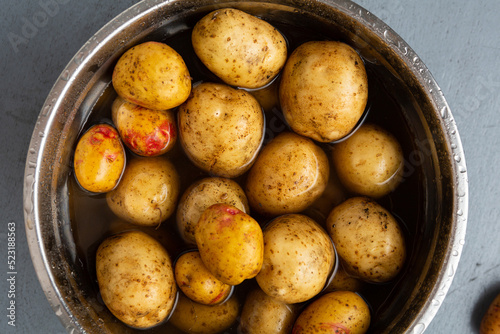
[73,8,408,333]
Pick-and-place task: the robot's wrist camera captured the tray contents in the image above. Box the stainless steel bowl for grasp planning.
[24,0,468,333]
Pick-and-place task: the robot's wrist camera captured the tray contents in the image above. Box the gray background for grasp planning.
[1,0,499,333]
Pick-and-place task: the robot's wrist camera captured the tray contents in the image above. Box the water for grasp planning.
[68,17,426,334]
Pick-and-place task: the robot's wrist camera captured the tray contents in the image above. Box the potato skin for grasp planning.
[169,293,239,334]
[112,41,191,110]
[176,177,249,245]
[280,41,368,142]
[106,156,179,227]
[178,82,264,178]
[111,96,176,156]
[195,203,264,285]
[192,8,287,89]
[292,291,370,334]
[480,293,500,334]
[332,124,403,198]
[174,251,232,305]
[327,197,406,283]
[74,124,125,193]
[96,231,177,329]
[239,288,298,334]
[256,214,335,304]
[246,132,329,216]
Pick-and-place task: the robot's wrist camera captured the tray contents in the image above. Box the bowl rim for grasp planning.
[23,0,468,333]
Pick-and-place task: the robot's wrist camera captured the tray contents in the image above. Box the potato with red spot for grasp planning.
[292,291,370,334]
[195,203,264,285]
[169,293,239,334]
[174,251,232,305]
[112,41,191,110]
[96,231,177,329]
[176,177,249,245]
[73,123,125,193]
[106,156,180,227]
[111,96,176,156]
[256,214,335,304]
[280,41,368,142]
[332,124,404,198]
[192,8,287,89]
[327,197,406,283]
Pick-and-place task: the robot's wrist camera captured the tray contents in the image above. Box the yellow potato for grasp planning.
[174,251,232,305]
[327,197,406,283]
[292,291,371,334]
[195,203,264,285]
[332,124,404,198]
[176,177,249,245]
[239,288,298,334]
[280,41,368,142]
[106,156,179,227]
[256,214,335,304]
[73,123,125,193]
[112,41,191,110]
[192,8,287,89]
[480,293,500,334]
[245,132,329,216]
[169,293,239,334]
[324,262,364,293]
[111,96,176,156]
[96,231,177,329]
[178,82,264,178]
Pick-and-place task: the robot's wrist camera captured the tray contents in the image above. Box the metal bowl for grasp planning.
[23,0,468,333]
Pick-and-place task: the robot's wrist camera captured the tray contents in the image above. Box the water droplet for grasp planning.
[41,105,51,117]
[457,209,463,216]
[451,143,457,149]
[454,154,461,162]
[61,69,70,81]
[29,148,36,154]
[413,322,426,334]
[413,56,420,63]
[55,305,63,316]
[431,298,440,307]
[440,106,449,119]
[74,51,85,65]
[452,250,459,256]
[448,265,455,277]
[39,131,45,138]
[459,239,465,245]
[458,165,467,173]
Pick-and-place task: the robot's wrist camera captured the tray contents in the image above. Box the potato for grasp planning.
[239,288,298,334]
[324,262,364,293]
[169,293,239,334]
[245,132,329,216]
[332,124,404,198]
[480,293,500,334]
[174,251,232,305]
[106,156,179,227]
[256,214,335,304]
[112,41,191,110]
[327,197,406,283]
[192,8,287,89]
[176,177,249,245]
[96,231,177,329]
[279,41,368,142]
[292,291,370,334]
[73,124,125,193]
[195,203,264,285]
[178,82,264,178]
[111,96,176,156]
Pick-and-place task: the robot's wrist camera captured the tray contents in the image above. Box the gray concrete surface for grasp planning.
[1,0,499,333]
